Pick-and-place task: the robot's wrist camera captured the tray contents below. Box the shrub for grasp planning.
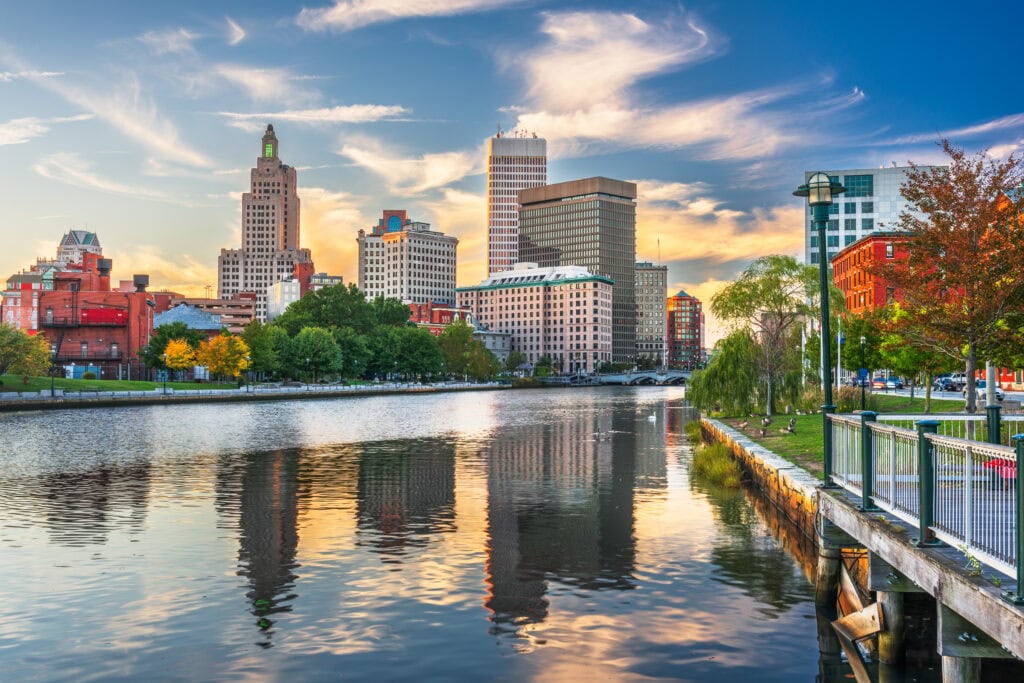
[691,442,743,488]
[512,377,541,388]
[81,371,97,380]
[684,420,703,443]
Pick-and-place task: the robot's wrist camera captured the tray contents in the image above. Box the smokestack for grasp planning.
[97,259,112,276]
[133,274,149,293]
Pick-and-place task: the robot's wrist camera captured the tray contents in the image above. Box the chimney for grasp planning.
[97,258,113,292]
[133,274,150,293]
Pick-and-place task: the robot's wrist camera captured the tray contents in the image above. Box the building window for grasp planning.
[827,235,839,248]
[828,202,839,215]
[885,243,894,259]
[810,235,818,248]
[811,253,820,264]
[844,202,856,215]
[862,218,874,231]
[845,235,856,246]
[80,342,88,357]
[862,201,874,213]
[845,219,857,230]
[844,174,874,197]
[827,219,839,231]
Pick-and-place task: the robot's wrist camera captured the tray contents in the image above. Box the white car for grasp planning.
[963,380,1004,401]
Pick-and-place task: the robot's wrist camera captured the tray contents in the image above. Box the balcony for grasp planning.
[55,351,123,362]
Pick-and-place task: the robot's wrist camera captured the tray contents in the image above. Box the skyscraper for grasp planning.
[518,177,637,364]
[218,124,313,321]
[356,209,458,305]
[635,262,667,365]
[487,133,546,275]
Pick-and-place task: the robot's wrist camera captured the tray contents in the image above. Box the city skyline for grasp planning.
[1,0,1022,344]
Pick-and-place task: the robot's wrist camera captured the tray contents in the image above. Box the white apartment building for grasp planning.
[635,262,667,364]
[357,210,457,305]
[457,262,613,374]
[265,278,301,321]
[804,165,937,265]
[487,133,546,275]
[218,124,313,321]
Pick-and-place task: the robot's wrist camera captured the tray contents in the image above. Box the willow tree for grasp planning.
[711,255,816,416]
[687,329,760,416]
[875,140,1024,413]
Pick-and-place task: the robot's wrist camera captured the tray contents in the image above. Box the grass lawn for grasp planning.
[0,374,236,393]
[717,392,968,479]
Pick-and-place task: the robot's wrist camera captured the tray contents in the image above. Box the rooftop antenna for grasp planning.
[204,284,212,298]
[496,123,502,138]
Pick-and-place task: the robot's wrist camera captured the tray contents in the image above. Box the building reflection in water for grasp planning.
[355,438,457,560]
[224,448,301,647]
[483,399,647,638]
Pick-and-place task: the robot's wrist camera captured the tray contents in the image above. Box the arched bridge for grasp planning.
[598,370,691,385]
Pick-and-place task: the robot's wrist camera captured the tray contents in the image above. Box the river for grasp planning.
[1,386,850,681]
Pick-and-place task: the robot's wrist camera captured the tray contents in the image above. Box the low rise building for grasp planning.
[831,232,910,316]
[457,262,612,374]
[357,210,458,305]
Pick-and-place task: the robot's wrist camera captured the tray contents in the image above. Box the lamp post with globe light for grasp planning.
[860,335,867,411]
[794,172,846,487]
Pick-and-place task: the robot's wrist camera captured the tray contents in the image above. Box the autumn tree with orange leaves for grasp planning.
[196,333,250,381]
[876,140,1024,413]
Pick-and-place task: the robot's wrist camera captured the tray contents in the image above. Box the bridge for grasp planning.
[597,370,691,385]
[818,411,1024,681]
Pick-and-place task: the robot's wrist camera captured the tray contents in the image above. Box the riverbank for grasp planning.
[0,381,509,412]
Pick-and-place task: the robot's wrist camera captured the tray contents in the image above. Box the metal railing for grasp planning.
[830,413,1023,604]
[877,411,1024,447]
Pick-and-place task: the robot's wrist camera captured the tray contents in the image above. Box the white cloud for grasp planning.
[137,28,198,55]
[883,112,1024,146]
[337,136,481,193]
[215,65,321,104]
[225,17,246,46]
[33,152,184,204]
[297,0,519,32]
[0,114,92,146]
[420,188,487,284]
[0,70,63,82]
[217,104,409,129]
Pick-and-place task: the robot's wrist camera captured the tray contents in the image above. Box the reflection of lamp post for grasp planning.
[795,172,846,487]
[161,352,167,394]
[246,354,252,393]
[860,335,867,411]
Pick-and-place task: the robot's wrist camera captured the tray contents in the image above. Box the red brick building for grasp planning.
[667,290,704,370]
[831,232,910,315]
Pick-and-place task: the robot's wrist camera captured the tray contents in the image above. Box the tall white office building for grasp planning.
[357,209,458,305]
[803,166,937,266]
[487,133,546,275]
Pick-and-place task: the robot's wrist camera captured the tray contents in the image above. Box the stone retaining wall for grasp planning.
[701,417,820,539]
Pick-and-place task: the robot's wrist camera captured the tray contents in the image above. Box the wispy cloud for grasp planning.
[33,152,191,204]
[0,114,92,146]
[137,27,198,55]
[218,104,409,132]
[0,70,63,82]
[337,135,481,193]
[225,17,246,46]
[297,0,520,32]
[215,65,321,104]
[420,188,487,284]
[503,10,861,161]
[108,245,218,295]
[881,112,1024,146]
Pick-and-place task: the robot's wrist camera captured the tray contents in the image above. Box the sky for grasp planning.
[2,0,1023,345]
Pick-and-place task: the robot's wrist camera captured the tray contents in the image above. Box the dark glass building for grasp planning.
[518,177,637,364]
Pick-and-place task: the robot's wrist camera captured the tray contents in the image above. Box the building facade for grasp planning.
[667,290,704,370]
[356,210,458,305]
[169,293,256,333]
[55,230,102,267]
[218,124,313,321]
[487,133,547,275]
[831,232,910,316]
[518,177,637,364]
[457,262,613,374]
[635,262,667,365]
[804,166,935,266]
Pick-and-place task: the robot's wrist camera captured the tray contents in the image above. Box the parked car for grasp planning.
[933,377,956,392]
[948,373,968,391]
[871,377,887,389]
[848,376,870,387]
[982,455,1016,488]
[885,377,904,390]
[963,380,1004,401]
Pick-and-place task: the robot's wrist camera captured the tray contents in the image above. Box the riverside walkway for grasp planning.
[819,412,1024,681]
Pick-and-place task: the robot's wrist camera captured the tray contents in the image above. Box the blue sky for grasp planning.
[1,0,1022,342]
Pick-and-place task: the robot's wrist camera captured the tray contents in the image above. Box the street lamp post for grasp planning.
[246,355,252,393]
[860,335,867,411]
[795,172,846,488]
[161,352,167,395]
[306,357,311,387]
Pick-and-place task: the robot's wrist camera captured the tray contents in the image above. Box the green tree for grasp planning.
[370,296,411,327]
[141,321,205,369]
[875,140,1024,412]
[290,326,342,382]
[242,320,280,378]
[0,324,49,376]
[534,354,553,377]
[272,284,376,336]
[268,326,292,378]
[505,350,527,374]
[437,320,475,376]
[392,326,444,380]
[687,329,760,416]
[333,327,372,379]
[711,255,816,416]
[466,341,501,381]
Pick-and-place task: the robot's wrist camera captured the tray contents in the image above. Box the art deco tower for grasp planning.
[486,133,546,275]
[218,125,313,321]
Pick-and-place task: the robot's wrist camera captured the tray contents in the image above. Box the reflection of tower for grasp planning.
[236,449,300,644]
[356,439,456,556]
[484,405,640,635]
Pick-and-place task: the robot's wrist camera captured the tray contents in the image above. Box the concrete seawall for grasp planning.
[701,417,820,539]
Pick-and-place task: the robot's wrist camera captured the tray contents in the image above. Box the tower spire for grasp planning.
[261,124,278,160]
